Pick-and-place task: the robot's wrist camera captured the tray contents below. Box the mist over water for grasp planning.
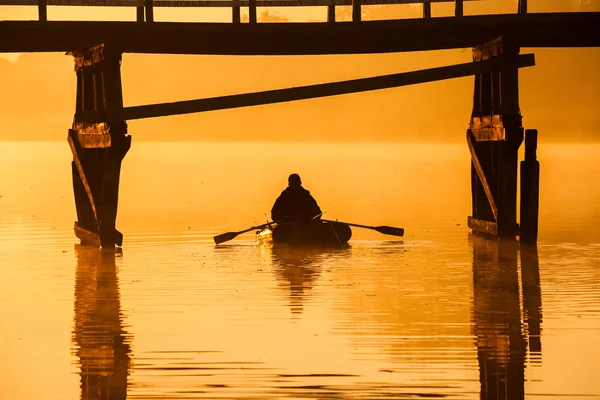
[1,141,599,399]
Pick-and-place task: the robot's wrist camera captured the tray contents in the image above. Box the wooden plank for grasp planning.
[74,221,101,246]
[249,0,256,23]
[1,14,598,55]
[423,1,430,18]
[145,0,154,22]
[68,129,100,231]
[232,0,240,23]
[455,0,463,17]
[352,0,361,22]
[470,115,505,141]
[74,222,123,247]
[468,216,498,236]
[327,4,335,23]
[519,0,527,14]
[467,129,498,222]
[122,54,534,120]
[137,4,145,22]
[38,0,47,21]
[77,133,111,148]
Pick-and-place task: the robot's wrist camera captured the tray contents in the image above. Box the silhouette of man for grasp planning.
[271,174,322,222]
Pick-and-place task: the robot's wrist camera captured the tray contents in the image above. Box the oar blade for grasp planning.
[213,231,239,244]
[374,226,405,237]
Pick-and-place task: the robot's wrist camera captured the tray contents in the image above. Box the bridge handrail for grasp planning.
[0,0,471,6]
[0,0,530,22]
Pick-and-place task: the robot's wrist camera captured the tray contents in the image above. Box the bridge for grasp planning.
[1,0,599,247]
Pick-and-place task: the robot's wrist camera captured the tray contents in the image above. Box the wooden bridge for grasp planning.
[1,0,599,247]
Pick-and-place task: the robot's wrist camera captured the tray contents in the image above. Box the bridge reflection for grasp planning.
[470,234,542,399]
[72,245,132,400]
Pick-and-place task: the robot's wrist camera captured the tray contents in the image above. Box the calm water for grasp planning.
[1,141,599,400]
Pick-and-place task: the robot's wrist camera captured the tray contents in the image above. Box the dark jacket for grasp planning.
[271,186,322,222]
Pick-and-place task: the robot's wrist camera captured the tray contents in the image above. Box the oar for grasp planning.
[321,219,404,237]
[213,222,273,244]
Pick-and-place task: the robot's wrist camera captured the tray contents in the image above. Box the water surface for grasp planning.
[1,142,599,399]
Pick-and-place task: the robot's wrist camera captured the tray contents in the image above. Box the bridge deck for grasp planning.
[1,13,599,54]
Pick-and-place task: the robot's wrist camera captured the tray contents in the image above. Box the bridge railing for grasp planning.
[0,0,530,23]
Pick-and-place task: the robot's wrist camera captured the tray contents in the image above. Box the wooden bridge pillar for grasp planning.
[467,38,524,239]
[68,45,131,248]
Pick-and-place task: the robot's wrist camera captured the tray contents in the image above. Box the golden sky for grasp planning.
[0,0,599,142]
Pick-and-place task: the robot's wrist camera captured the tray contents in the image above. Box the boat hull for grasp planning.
[257,221,352,246]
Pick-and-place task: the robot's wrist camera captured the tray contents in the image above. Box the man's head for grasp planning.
[288,173,302,188]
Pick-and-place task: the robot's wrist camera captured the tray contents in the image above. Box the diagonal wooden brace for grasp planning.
[68,129,100,232]
[467,129,498,222]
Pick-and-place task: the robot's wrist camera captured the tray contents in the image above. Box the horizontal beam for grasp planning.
[121,54,534,120]
[468,216,498,236]
[1,13,598,55]
[0,0,475,6]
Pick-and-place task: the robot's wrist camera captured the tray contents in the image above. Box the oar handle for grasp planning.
[321,219,372,229]
[322,219,404,237]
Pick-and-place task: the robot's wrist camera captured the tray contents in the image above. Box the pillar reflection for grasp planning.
[520,243,543,361]
[470,234,526,400]
[72,245,132,400]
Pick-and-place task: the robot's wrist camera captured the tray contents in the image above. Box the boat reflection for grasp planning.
[470,234,543,400]
[266,244,351,316]
[72,245,132,400]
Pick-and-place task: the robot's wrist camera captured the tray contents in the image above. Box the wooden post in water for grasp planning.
[145,0,154,23]
[423,0,431,18]
[352,0,361,22]
[38,0,47,22]
[467,38,525,239]
[249,0,257,23]
[455,0,463,17]
[68,45,131,248]
[520,129,539,243]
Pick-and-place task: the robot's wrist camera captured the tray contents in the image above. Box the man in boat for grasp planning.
[271,174,322,222]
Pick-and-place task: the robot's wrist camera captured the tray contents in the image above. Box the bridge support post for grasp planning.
[467,38,524,240]
[520,129,539,243]
[68,45,131,248]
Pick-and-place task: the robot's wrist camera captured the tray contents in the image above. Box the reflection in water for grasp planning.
[470,234,543,400]
[72,245,132,400]
[521,244,543,360]
[268,245,350,316]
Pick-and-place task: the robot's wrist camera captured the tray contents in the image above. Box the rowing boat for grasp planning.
[256,220,352,246]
